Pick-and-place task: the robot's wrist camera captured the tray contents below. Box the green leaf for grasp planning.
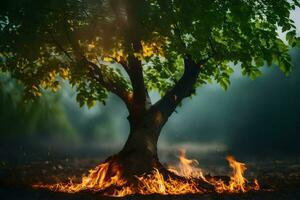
[87,98,96,108]
[255,57,264,67]
[219,78,230,90]
[278,56,293,75]
[250,69,262,80]
[296,37,300,48]
[286,30,296,45]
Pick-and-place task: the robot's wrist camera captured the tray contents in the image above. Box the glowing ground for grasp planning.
[1,144,300,200]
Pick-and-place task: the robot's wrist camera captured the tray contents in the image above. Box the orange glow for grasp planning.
[33,150,260,196]
[102,40,165,63]
[208,155,260,193]
[136,168,205,195]
[168,149,206,180]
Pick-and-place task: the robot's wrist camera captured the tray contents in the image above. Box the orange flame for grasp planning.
[208,155,260,193]
[33,162,128,196]
[168,149,206,180]
[33,150,260,196]
[136,168,204,195]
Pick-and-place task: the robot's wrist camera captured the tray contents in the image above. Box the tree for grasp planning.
[1,0,299,179]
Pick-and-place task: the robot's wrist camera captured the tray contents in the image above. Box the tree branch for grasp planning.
[84,59,133,109]
[59,13,133,109]
[48,30,74,62]
[127,52,151,112]
[150,56,208,125]
[124,1,151,116]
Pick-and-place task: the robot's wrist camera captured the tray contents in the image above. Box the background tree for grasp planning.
[0,0,299,177]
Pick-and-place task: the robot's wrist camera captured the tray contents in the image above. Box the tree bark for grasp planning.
[114,55,205,177]
[97,54,215,191]
[117,110,163,176]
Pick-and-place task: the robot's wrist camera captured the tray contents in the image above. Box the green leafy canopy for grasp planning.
[0,0,299,106]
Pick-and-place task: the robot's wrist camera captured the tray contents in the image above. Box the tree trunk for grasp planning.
[108,56,204,178]
[105,108,213,191]
[97,55,215,191]
[115,109,165,177]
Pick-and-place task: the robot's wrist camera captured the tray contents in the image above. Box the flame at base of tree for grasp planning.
[33,150,260,197]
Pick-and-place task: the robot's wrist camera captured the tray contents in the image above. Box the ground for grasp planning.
[0,139,300,200]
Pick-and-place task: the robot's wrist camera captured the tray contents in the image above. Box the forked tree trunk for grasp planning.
[108,56,203,178]
[102,1,204,178]
[97,54,215,190]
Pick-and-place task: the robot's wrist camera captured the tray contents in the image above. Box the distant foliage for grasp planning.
[0,73,74,136]
[0,0,299,106]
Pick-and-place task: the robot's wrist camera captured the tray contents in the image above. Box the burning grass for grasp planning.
[32,149,259,197]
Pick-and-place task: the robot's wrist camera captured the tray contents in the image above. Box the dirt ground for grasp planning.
[0,142,300,200]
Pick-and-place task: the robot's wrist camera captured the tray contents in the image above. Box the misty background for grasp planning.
[0,8,300,166]
[1,48,299,162]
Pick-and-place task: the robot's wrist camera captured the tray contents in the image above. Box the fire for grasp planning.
[33,162,128,196]
[33,150,260,196]
[225,155,260,192]
[167,150,259,193]
[168,149,206,180]
[207,155,260,193]
[136,168,204,195]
